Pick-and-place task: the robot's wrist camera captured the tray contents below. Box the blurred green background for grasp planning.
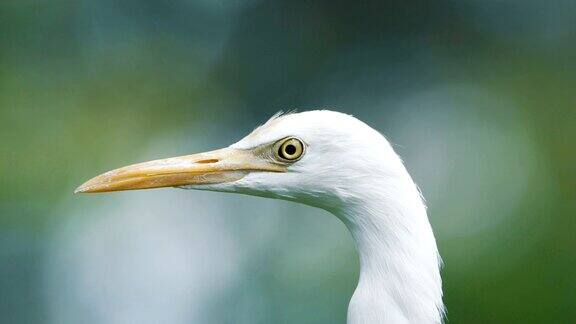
[1,0,575,323]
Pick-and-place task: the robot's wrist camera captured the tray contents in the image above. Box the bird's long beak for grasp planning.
[75,147,284,193]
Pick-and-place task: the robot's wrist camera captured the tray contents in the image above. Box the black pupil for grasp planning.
[284,144,297,156]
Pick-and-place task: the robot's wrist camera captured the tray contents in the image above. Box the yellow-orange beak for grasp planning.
[75,147,285,193]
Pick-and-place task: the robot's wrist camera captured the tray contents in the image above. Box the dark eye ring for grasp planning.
[276,138,304,161]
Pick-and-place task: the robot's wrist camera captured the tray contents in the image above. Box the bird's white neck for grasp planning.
[332,173,444,324]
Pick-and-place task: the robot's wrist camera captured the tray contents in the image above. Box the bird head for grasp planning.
[76,110,400,211]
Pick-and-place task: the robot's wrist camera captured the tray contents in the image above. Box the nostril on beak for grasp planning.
[196,158,219,164]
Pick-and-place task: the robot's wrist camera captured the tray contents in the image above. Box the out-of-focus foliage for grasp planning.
[0,0,574,323]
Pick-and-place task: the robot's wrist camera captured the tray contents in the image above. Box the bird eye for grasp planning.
[276,138,304,161]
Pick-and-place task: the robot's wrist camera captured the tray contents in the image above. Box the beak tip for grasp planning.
[74,181,98,194]
[74,185,87,194]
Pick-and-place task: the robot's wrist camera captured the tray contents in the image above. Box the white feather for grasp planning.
[207,110,445,323]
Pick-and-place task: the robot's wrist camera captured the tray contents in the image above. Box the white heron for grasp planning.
[76,110,444,323]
